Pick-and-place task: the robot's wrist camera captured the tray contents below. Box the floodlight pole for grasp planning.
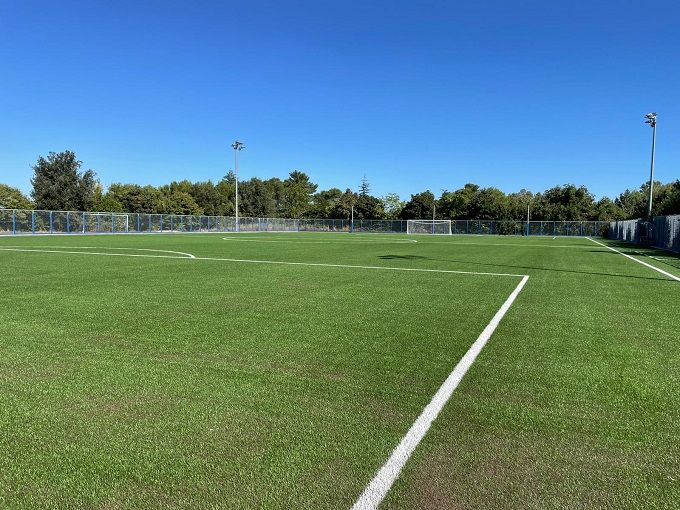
[432,202,436,234]
[526,202,530,236]
[644,113,657,221]
[351,205,354,233]
[232,140,245,232]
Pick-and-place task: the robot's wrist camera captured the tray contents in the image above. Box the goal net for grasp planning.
[406,220,452,235]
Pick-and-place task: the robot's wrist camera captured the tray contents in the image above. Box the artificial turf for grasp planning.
[0,232,678,509]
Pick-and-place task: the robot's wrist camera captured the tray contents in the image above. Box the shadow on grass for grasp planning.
[378,254,676,282]
[589,248,680,270]
[378,255,428,260]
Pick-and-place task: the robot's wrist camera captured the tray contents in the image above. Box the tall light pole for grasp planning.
[432,200,436,235]
[644,113,657,221]
[526,201,530,236]
[231,140,245,231]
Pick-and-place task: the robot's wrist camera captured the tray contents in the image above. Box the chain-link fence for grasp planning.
[0,209,606,237]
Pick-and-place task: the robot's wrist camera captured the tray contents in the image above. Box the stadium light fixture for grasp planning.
[643,113,657,221]
[231,140,245,232]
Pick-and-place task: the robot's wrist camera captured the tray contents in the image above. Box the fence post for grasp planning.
[66,211,70,233]
[82,212,86,233]
[49,211,53,233]
[12,209,16,235]
[32,210,36,234]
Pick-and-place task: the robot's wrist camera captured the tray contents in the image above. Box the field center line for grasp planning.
[351,274,530,510]
[585,237,680,282]
[0,247,526,277]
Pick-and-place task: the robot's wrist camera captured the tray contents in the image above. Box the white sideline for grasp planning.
[0,245,196,258]
[0,247,525,277]
[585,237,680,282]
[351,274,530,510]
[0,247,197,260]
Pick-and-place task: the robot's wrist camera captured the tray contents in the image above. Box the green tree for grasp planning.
[506,189,533,221]
[311,188,344,218]
[438,184,479,219]
[239,178,277,217]
[0,184,33,209]
[381,193,403,219]
[657,180,680,215]
[215,177,236,216]
[91,185,124,212]
[399,191,435,219]
[107,183,163,213]
[354,194,385,219]
[282,171,317,218]
[264,178,285,216]
[189,180,226,216]
[359,175,370,196]
[31,151,97,210]
[593,197,624,221]
[163,191,203,215]
[534,185,596,221]
[469,187,507,220]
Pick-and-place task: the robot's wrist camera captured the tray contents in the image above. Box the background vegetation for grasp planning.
[1,150,679,221]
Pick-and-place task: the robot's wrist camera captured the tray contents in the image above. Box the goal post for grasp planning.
[406,219,452,235]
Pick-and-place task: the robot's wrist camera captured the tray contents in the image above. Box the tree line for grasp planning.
[1,150,679,221]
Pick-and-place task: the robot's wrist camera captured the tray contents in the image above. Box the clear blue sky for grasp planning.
[1,0,679,200]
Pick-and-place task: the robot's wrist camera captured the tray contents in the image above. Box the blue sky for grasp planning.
[1,0,679,200]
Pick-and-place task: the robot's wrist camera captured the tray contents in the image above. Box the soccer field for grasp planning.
[0,232,678,509]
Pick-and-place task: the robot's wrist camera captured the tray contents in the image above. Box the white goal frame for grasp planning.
[406,220,452,235]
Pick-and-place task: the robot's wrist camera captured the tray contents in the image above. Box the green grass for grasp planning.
[0,232,678,509]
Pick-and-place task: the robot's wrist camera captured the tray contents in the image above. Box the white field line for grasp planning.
[0,247,197,260]
[586,237,680,282]
[194,256,525,277]
[0,246,526,278]
[0,245,196,258]
[351,274,530,510]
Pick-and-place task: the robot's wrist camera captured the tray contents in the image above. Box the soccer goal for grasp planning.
[406,220,452,235]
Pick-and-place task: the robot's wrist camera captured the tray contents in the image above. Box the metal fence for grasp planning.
[0,209,606,237]
[609,215,680,252]
[451,220,606,236]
